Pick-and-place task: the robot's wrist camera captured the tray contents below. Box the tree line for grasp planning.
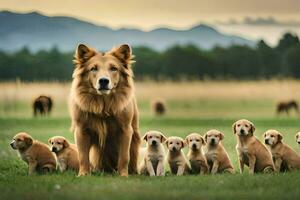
[0,32,300,81]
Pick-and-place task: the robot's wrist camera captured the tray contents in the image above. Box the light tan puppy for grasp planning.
[186,133,208,174]
[233,119,274,174]
[264,130,300,172]
[139,130,167,176]
[10,132,56,175]
[204,129,234,174]
[166,136,190,175]
[48,136,79,172]
[296,132,300,145]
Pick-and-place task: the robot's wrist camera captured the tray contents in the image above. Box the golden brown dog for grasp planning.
[166,136,190,175]
[233,119,274,174]
[296,132,300,145]
[70,44,141,177]
[48,136,79,172]
[204,130,234,174]
[186,133,208,174]
[264,130,300,172]
[10,132,56,175]
[139,130,166,176]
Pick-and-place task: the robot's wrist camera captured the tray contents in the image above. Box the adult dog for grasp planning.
[70,44,141,177]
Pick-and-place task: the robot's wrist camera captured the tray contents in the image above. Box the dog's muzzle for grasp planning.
[10,142,16,149]
[98,78,110,91]
[151,140,157,146]
[264,139,269,145]
[51,147,57,152]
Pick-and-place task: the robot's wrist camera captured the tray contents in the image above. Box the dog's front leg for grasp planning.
[28,158,37,176]
[59,160,67,172]
[146,158,155,176]
[274,158,282,172]
[248,155,256,174]
[211,160,219,174]
[118,126,133,177]
[238,157,245,174]
[156,157,165,176]
[76,129,91,176]
[177,164,185,176]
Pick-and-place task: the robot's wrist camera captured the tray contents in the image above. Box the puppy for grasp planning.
[264,130,300,172]
[233,119,274,174]
[10,132,56,175]
[139,130,166,176]
[186,133,208,174]
[166,136,190,175]
[48,136,79,172]
[204,130,234,174]
[296,132,300,145]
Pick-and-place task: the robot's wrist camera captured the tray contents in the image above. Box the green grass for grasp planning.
[1,115,300,200]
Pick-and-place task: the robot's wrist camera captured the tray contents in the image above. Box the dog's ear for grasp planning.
[219,132,224,141]
[63,139,70,148]
[25,136,33,146]
[204,134,208,142]
[111,44,132,68]
[199,136,205,145]
[75,44,95,63]
[181,140,187,148]
[142,133,148,141]
[160,133,167,143]
[232,122,237,134]
[165,139,169,147]
[250,122,256,134]
[48,138,52,145]
[296,134,299,140]
[185,136,189,145]
[263,132,267,138]
[277,132,283,142]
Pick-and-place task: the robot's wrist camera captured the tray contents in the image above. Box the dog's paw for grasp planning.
[119,170,128,177]
[77,171,90,177]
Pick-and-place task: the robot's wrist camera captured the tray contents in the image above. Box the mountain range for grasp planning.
[0,11,254,52]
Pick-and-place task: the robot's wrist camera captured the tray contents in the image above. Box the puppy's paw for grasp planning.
[77,171,90,177]
[119,169,128,177]
[263,166,274,174]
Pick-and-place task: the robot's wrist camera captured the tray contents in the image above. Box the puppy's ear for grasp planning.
[75,44,95,63]
[263,132,267,138]
[232,122,237,134]
[250,122,256,134]
[160,134,167,143]
[277,133,283,142]
[204,134,208,143]
[296,134,299,140]
[165,139,169,147]
[181,140,187,148]
[25,136,33,146]
[63,139,70,148]
[142,133,148,141]
[185,136,189,145]
[48,138,52,145]
[219,132,224,141]
[111,44,132,68]
[200,136,206,145]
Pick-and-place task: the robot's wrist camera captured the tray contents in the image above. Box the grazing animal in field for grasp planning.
[48,136,79,172]
[204,130,234,174]
[33,95,53,117]
[276,100,299,115]
[233,119,274,174]
[70,44,141,177]
[10,132,56,175]
[152,100,166,116]
[264,130,300,172]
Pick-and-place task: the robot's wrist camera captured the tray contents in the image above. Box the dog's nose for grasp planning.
[152,140,157,145]
[192,144,196,148]
[99,78,109,88]
[9,142,14,148]
[265,139,269,144]
[52,147,57,152]
[172,147,176,151]
[297,141,300,144]
[240,129,245,134]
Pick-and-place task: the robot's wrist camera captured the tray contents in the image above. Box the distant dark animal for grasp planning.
[33,95,53,116]
[153,100,166,116]
[276,100,299,115]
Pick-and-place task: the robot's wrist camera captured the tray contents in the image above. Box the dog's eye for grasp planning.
[169,142,173,145]
[245,125,249,128]
[177,142,180,145]
[16,139,21,142]
[196,139,200,142]
[237,124,241,127]
[51,142,54,145]
[57,142,61,145]
[149,136,152,139]
[90,66,98,72]
[110,66,118,72]
[190,139,193,142]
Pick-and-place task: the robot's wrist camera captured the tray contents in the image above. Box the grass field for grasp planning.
[1,81,300,200]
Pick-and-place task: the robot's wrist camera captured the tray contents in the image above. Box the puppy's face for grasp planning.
[48,136,69,153]
[185,133,205,151]
[10,132,33,150]
[232,119,255,136]
[264,130,282,146]
[296,132,300,144]
[166,137,186,152]
[143,131,167,147]
[204,130,224,146]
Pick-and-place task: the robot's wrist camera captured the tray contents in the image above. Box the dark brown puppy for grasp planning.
[33,95,53,117]
[276,100,298,115]
[152,100,166,116]
[70,44,141,177]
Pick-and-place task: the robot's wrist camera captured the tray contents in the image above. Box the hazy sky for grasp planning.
[1,0,300,30]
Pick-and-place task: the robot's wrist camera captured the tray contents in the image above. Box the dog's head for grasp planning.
[263,130,283,146]
[165,136,186,152]
[296,132,300,145]
[10,132,33,150]
[73,44,134,95]
[185,133,205,151]
[232,119,255,136]
[48,136,70,153]
[142,130,167,147]
[204,129,224,146]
